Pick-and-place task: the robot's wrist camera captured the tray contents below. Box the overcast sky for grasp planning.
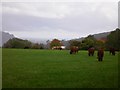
[1,0,118,41]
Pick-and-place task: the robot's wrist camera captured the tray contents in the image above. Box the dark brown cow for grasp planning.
[109,47,115,55]
[88,47,95,56]
[70,46,79,54]
[97,48,104,61]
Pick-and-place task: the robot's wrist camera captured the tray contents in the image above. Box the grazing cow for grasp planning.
[88,47,95,56]
[97,48,104,61]
[109,47,115,55]
[70,46,79,54]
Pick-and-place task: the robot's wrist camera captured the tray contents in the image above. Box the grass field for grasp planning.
[2,49,118,88]
[0,48,2,89]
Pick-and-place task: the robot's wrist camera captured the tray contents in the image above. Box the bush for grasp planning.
[3,38,32,49]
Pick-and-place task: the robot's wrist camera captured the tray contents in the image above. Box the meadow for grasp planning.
[2,49,118,88]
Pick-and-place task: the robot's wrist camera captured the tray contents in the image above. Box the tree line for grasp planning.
[3,38,44,49]
[69,28,120,50]
[3,28,120,50]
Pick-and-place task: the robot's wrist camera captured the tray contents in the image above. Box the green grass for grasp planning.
[0,48,2,89]
[2,49,118,88]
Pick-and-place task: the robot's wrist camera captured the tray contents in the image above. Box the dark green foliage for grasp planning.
[39,44,44,49]
[31,43,44,49]
[69,35,97,50]
[3,38,45,49]
[106,28,120,50]
[95,40,105,49]
[81,38,94,50]
[86,35,96,40]
[3,38,32,49]
[81,35,96,50]
[69,40,81,49]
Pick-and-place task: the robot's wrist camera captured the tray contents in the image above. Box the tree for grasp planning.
[86,35,96,41]
[31,43,40,49]
[106,28,120,50]
[95,40,105,49]
[3,38,32,48]
[69,40,81,49]
[81,35,96,50]
[46,40,50,49]
[39,43,44,49]
[81,39,94,50]
[31,43,44,49]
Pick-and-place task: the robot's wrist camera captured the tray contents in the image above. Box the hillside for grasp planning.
[93,32,110,40]
[0,31,15,46]
[1,31,111,47]
[70,32,110,42]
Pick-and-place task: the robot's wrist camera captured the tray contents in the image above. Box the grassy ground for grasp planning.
[2,49,118,88]
[0,48,2,89]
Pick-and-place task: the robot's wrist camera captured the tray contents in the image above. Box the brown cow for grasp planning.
[88,47,95,56]
[109,47,115,56]
[97,48,104,61]
[70,46,79,54]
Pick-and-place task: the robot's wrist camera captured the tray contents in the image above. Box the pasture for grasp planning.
[2,49,118,88]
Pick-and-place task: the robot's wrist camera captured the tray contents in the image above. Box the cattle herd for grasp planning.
[70,46,116,62]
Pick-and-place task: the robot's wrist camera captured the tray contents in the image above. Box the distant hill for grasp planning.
[69,37,85,42]
[93,32,110,40]
[0,31,15,46]
[70,32,110,42]
[1,31,111,47]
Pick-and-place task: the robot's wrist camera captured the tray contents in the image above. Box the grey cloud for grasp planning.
[2,2,118,39]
